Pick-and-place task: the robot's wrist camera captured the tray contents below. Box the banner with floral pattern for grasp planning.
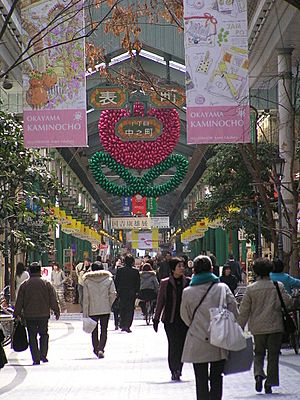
[22,0,87,148]
[184,0,250,144]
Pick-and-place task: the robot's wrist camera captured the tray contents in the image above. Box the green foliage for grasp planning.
[0,110,63,255]
[196,143,278,241]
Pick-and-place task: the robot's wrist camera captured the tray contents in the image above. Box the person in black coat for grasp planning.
[220,264,238,294]
[115,254,140,333]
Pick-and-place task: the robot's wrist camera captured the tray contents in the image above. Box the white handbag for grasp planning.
[82,317,97,334]
[209,285,246,351]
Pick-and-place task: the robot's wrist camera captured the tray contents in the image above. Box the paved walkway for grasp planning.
[1,314,300,400]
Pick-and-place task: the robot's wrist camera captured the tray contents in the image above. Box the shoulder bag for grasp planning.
[12,320,28,352]
[209,285,246,351]
[274,281,296,334]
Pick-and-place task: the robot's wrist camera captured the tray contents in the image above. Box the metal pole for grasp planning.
[277,178,283,261]
[257,200,262,258]
[4,219,10,302]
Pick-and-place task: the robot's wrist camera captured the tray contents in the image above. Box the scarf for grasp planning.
[190,272,219,286]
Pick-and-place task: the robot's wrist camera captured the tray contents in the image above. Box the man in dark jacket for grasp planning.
[14,262,60,365]
[227,253,243,283]
[115,254,140,333]
[157,251,172,281]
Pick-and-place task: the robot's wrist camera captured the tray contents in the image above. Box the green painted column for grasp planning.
[215,228,227,266]
[232,229,239,260]
[209,228,216,254]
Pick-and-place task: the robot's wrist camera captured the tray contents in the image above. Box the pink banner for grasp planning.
[184,0,250,144]
[187,105,250,144]
[24,109,87,148]
[21,0,87,148]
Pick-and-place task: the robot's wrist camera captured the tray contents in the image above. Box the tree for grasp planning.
[0,108,63,295]
[195,143,279,251]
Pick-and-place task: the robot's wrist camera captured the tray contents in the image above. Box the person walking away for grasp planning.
[138,263,159,316]
[238,258,293,394]
[220,264,238,294]
[209,254,220,277]
[15,262,29,300]
[227,253,243,283]
[51,263,67,313]
[157,251,172,281]
[13,262,60,365]
[75,258,91,312]
[109,258,123,330]
[270,258,300,294]
[115,254,140,333]
[153,257,190,381]
[83,261,116,358]
[180,255,238,400]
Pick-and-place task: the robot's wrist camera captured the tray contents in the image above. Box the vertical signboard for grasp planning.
[146,198,157,217]
[184,0,250,144]
[21,0,87,148]
[131,195,147,216]
[122,197,132,216]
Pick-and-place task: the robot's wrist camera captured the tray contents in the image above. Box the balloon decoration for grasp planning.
[90,99,189,198]
[90,152,188,197]
[98,103,180,169]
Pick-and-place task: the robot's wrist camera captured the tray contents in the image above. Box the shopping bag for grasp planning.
[12,320,28,352]
[82,317,97,334]
[209,286,246,351]
[223,337,253,375]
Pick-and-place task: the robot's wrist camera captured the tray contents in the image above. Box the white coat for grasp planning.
[180,282,238,363]
[82,270,116,317]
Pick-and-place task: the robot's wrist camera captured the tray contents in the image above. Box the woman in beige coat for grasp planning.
[238,258,292,394]
[83,262,116,358]
[180,255,238,400]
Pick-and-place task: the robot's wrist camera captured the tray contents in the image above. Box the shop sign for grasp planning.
[132,195,147,216]
[89,86,127,110]
[146,198,157,217]
[115,116,162,141]
[111,217,151,230]
[150,217,170,229]
[150,88,186,108]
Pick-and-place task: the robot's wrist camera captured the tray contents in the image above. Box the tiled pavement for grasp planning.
[1,313,300,400]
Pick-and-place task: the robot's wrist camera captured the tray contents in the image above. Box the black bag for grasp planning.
[12,321,28,352]
[274,282,296,334]
[223,337,253,375]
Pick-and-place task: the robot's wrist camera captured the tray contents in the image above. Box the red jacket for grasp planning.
[154,275,190,323]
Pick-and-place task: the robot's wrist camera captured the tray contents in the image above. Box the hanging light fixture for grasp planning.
[2,75,13,90]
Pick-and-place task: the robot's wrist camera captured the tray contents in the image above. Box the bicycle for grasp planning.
[0,286,14,347]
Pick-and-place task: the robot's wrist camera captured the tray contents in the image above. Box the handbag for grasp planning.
[82,317,97,334]
[209,285,246,351]
[274,281,296,334]
[223,336,253,375]
[12,320,28,352]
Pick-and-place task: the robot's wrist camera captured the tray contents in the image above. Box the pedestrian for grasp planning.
[209,254,220,277]
[157,251,172,281]
[75,258,91,312]
[82,261,116,358]
[180,255,238,400]
[13,262,60,365]
[153,257,189,381]
[270,258,300,294]
[226,253,243,283]
[51,263,67,313]
[115,254,140,333]
[15,262,29,300]
[238,258,293,394]
[181,254,193,277]
[220,264,238,294]
[138,263,159,316]
[109,258,123,330]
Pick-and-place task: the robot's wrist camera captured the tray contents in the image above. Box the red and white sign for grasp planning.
[132,195,147,216]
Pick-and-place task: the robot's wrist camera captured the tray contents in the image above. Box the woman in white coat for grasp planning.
[180,255,238,400]
[83,261,116,358]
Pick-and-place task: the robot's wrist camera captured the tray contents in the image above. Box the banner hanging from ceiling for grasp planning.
[21,0,87,148]
[184,0,250,144]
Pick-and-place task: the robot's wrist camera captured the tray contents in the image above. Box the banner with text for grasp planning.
[22,0,87,148]
[184,0,250,144]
